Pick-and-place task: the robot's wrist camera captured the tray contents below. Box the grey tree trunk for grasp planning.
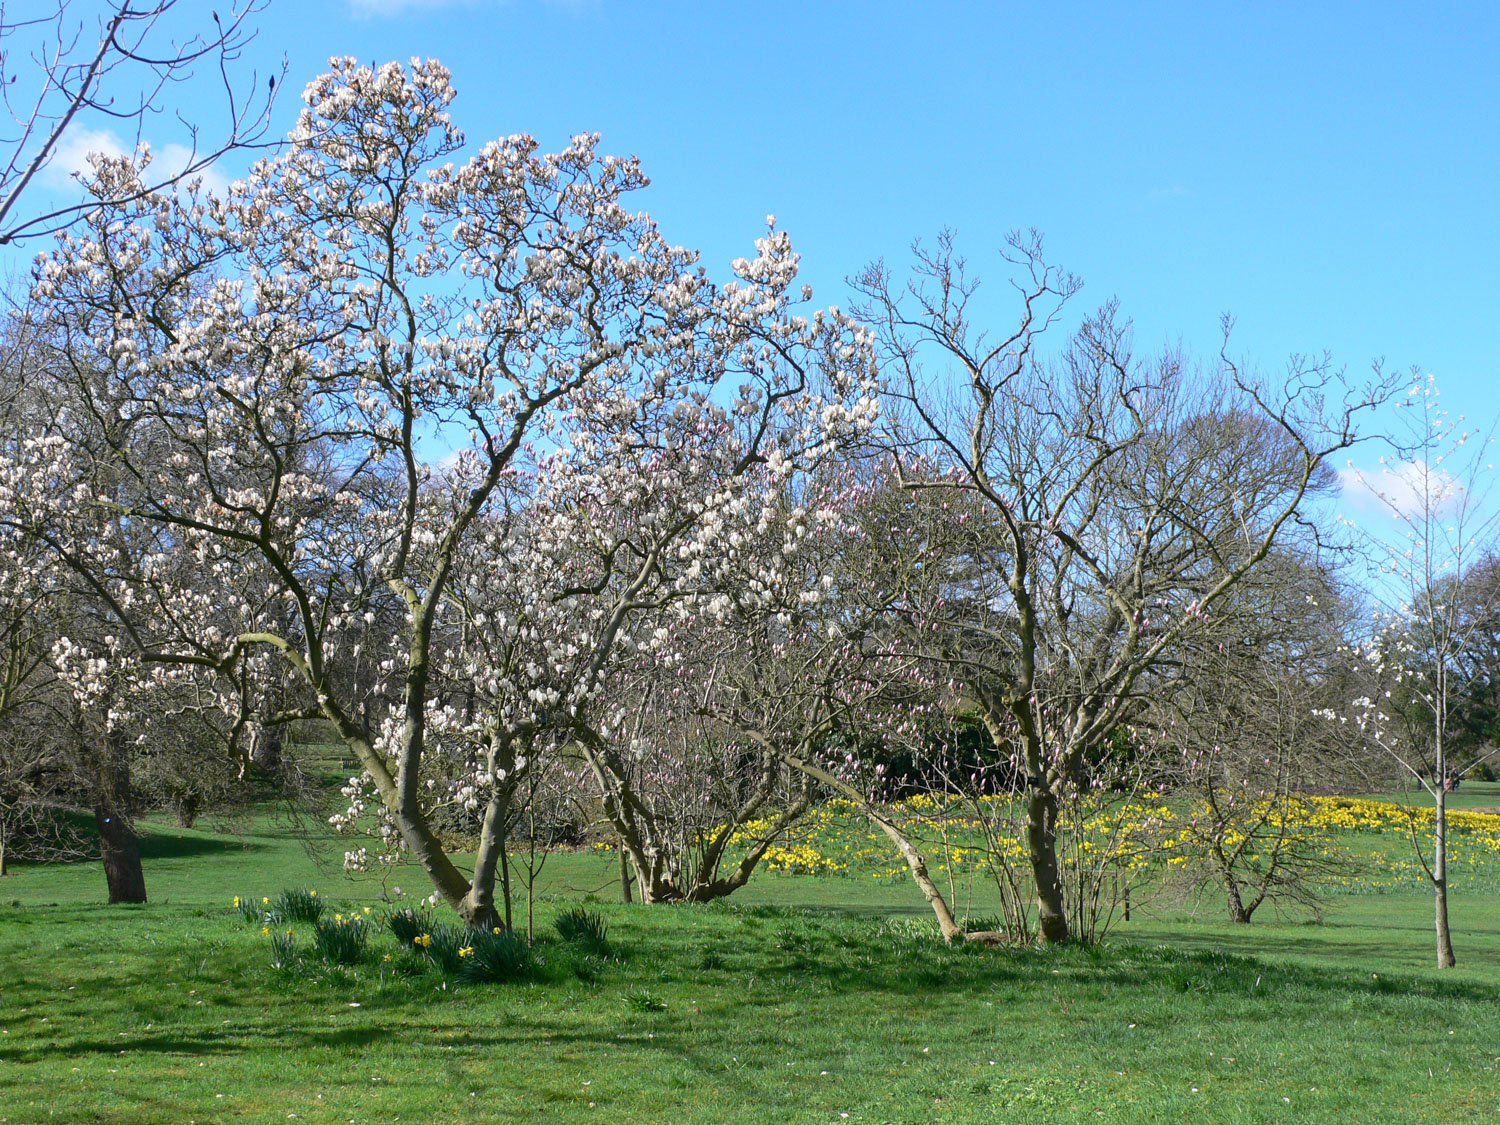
[1434,785,1456,967]
[1026,789,1068,943]
[94,739,145,904]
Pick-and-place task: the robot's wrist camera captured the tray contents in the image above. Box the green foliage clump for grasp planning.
[312,915,370,965]
[624,989,667,1012]
[268,929,297,972]
[273,888,325,924]
[412,923,471,974]
[383,905,434,946]
[457,926,534,984]
[554,905,610,954]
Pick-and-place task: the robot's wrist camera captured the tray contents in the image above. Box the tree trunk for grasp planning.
[1434,786,1456,967]
[94,738,146,904]
[780,751,964,941]
[175,792,200,829]
[500,845,513,930]
[1026,789,1068,943]
[463,769,513,931]
[1225,875,1251,923]
[619,843,633,904]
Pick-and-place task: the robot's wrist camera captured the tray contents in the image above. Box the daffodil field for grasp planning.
[732,793,1500,895]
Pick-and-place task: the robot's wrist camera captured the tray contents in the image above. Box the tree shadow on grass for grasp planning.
[137,829,266,862]
[5,911,1498,1070]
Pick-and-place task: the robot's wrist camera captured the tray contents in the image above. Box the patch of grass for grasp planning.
[623,988,668,1012]
[3,804,1500,1123]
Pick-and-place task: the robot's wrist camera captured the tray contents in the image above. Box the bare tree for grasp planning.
[1153,550,1356,922]
[853,231,1396,943]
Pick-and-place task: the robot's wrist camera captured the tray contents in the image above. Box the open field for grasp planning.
[2,797,1499,1125]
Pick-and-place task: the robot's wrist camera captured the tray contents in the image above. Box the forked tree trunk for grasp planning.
[94,737,146,904]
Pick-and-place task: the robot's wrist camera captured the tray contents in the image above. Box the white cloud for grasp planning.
[43,126,128,187]
[43,126,231,197]
[1338,460,1466,520]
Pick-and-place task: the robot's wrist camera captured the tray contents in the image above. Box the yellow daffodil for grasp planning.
[458,946,474,958]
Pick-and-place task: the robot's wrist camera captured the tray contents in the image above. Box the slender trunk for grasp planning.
[781,751,963,941]
[619,843,633,904]
[1434,687,1456,968]
[463,737,516,930]
[499,845,513,930]
[462,784,510,930]
[870,810,964,941]
[94,735,145,904]
[1434,785,1456,967]
[326,705,474,913]
[1026,789,1068,943]
[526,821,536,945]
[0,831,8,877]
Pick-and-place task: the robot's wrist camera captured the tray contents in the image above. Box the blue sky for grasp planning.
[16,0,1500,523]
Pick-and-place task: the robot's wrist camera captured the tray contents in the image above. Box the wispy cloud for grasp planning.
[1339,460,1466,520]
[44,126,232,197]
[1146,184,1191,202]
[43,126,128,187]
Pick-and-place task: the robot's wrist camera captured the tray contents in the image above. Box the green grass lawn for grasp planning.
[1,805,1498,1124]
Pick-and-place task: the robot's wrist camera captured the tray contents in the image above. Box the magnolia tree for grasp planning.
[1341,377,1500,968]
[852,232,1397,943]
[10,58,877,927]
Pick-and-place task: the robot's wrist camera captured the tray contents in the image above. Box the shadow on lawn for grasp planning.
[6,910,1499,1068]
[6,826,269,872]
